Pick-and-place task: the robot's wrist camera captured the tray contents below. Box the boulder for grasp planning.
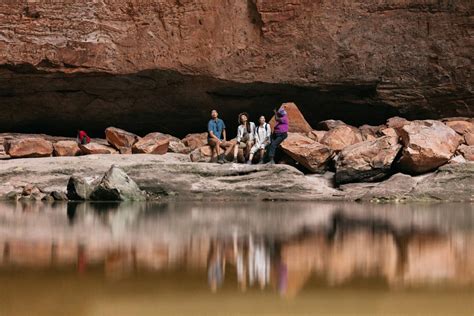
[67,175,101,200]
[465,133,474,146]
[190,145,213,163]
[132,133,169,155]
[182,133,208,151]
[280,133,333,173]
[316,120,346,131]
[4,137,53,158]
[53,140,81,157]
[166,136,190,154]
[445,120,474,136]
[307,130,327,142]
[90,165,146,201]
[80,143,118,155]
[359,124,383,141]
[379,127,398,138]
[320,125,363,152]
[105,127,140,154]
[458,145,474,161]
[335,136,402,184]
[269,102,313,133]
[397,120,462,174]
[386,116,410,130]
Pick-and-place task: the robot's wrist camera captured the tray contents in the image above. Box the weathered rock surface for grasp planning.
[445,120,474,136]
[53,140,81,157]
[190,146,213,163]
[89,165,146,201]
[0,155,472,202]
[320,125,364,152]
[398,120,462,174]
[182,133,208,151]
[316,120,346,131]
[4,137,53,158]
[269,102,313,133]
[465,133,474,146]
[66,175,100,200]
[79,143,118,155]
[335,136,402,184]
[132,132,169,155]
[280,133,333,173]
[307,130,327,142]
[458,145,474,161]
[0,1,471,136]
[105,127,140,154]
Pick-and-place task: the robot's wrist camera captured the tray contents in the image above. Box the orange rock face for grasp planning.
[398,120,462,174]
[182,133,209,151]
[0,1,471,136]
[105,127,140,154]
[53,140,81,157]
[269,103,313,133]
[4,137,53,158]
[132,133,169,155]
[79,143,118,155]
[280,133,333,173]
[320,125,364,152]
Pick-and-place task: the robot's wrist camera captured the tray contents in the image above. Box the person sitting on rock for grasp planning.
[208,109,230,164]
[248,115,271,165]
[76,130,91,145]
[232,112,255,163]
[267,105,289,164]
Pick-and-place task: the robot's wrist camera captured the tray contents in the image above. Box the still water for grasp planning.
[0,201,473,316]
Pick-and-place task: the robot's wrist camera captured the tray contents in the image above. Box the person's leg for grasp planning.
[233,143,239,161]
[258,148,265,163]
[268,133,287,163]
[249,144,259,164]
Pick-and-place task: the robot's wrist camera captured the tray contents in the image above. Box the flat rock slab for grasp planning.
[0,154,472,202]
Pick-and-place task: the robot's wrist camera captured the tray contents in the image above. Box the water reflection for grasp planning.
[0,201,473,298]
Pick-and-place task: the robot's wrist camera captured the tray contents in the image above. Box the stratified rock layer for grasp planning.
[0,1,472,136]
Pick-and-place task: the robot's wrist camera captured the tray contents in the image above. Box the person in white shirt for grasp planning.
[232,112,255,163]
[248,116,271,164]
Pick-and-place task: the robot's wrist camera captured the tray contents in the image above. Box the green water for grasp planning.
[0,201,473,316]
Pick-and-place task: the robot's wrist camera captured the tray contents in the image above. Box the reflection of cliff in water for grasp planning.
[0,202,473,296]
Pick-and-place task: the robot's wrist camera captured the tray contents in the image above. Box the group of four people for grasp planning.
[207,105,289,164]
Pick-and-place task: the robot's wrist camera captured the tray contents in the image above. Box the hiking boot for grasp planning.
[217,154,225,164]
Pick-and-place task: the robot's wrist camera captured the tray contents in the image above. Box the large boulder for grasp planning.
[465,133,474,146]
[359,124,384,141]
[307,130,327,142]
[132,133,169,155]
[444,120,474,137]
[53,140,81,157]
[386,116,410,130]
[4,137,53,158]
[320,125,363,152]
[182,133,208,151]
[67,175,100,200]
[397,120,462,174]
[316,120,346,131]
[280,133,333,173]
[269,102,313,133]
[458,145,474,161]
[190,145,213,163]
[90,165,146,201]
[166,136,190,154]
[80,143,118,155]
[335,136,402,184]
[105,127,140,154]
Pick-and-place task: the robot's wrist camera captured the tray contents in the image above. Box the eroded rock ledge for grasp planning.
[0,154,472,202]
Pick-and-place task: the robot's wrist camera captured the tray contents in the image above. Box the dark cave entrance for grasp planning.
[0,67,401,139]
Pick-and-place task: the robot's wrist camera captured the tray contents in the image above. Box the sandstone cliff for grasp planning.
[0,0,472,136]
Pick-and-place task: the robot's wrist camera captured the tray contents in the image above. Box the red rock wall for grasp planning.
[0,0,472,135]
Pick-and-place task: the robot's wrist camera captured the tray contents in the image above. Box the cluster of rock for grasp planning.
[67,165,146,201]
[2,102,473,189]
[1,127,207,159]
[261,103,472,185]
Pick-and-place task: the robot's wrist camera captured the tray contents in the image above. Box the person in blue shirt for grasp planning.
[208,109,231,164]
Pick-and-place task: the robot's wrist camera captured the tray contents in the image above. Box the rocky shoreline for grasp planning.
[1,103,473,202]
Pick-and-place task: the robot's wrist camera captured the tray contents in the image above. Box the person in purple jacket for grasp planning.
[267,105,289,164]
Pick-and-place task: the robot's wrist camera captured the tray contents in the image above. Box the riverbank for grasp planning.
[0,154,472,202]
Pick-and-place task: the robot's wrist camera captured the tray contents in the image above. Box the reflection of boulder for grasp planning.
[327,230,398,285]
[7,240,52,267]
[280,235,328,297]
[402,235,457,285]
[135,244,170,271]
